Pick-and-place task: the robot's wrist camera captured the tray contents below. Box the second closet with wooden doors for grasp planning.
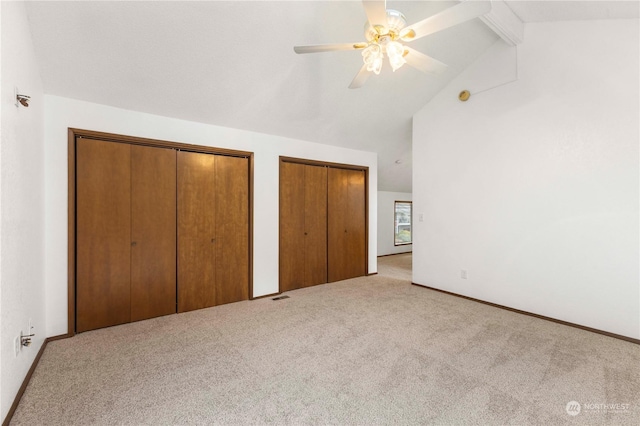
[279,158,367,293]
[74,132,250,333]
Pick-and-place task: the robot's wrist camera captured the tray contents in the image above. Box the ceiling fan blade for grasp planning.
[348,64,371,89]
[401,1,491,41]
[362,0,388,30]
[294,43,367,54]
[403,47,448,75]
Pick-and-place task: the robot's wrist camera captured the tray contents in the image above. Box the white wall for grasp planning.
[413,20,639,339]
[377,191,412,256]
[44,96,378,337]
[1,1,46,421]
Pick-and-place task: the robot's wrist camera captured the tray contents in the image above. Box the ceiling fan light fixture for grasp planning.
[362,43,384,75]
[386,41,406,72]
[294,1,490,88]
[371,56,383,75]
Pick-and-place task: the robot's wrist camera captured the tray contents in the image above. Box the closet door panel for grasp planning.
[328,167,366,282]
[279,162,306,292]
[345,169,366,278]
[76,139,131,332]
[304,165,328,286]
[215,155,249,305]
[131,145,177,322]
[177,151,216,312]
[327,167,348,282]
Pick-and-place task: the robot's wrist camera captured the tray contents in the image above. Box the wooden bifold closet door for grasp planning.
[76,139,176,332]
[328,167,366,282]
[177,151,249,313]
[279,162,328,292]
[130,145,177,322]
[214,155,250,305]
[279,160,366,292]
[177,151,216,312]
[76,135,250,333]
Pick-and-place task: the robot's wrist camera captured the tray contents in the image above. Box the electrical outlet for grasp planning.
[461,269,468,279]
[418,213,424,222]
[14,335,21,357]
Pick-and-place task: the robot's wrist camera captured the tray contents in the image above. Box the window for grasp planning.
[394,201,412,245]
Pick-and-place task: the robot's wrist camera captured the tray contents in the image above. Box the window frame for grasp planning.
[394,200,412,246]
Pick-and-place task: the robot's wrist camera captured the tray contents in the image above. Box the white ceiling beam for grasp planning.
[480,0,524,45]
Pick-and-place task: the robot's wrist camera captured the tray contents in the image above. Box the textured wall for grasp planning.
[377,191,412,257]
[413,20,639,339]
[1,1,46,421]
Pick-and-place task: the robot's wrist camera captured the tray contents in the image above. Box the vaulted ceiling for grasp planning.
[24,1,639,192]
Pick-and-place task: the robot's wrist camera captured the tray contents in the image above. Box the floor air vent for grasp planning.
[272,295,290,301]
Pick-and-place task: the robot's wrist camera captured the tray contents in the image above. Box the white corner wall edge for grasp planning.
[1,1,3,418]
[44,95,378,337]
[412,20,639,339]
[1,1,47,422]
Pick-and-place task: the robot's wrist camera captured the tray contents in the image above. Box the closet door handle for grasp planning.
[131,241,137,247]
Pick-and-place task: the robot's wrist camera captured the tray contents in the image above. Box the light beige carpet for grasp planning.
[10,253,640,425]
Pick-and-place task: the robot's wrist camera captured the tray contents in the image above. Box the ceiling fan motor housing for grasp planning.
[364,9,407,41]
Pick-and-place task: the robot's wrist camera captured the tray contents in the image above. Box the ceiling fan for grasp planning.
[294,0,491,89]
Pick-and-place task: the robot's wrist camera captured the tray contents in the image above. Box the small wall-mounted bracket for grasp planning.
[17,93,31,108]
[20,330,34,347]
[15,87,31,107]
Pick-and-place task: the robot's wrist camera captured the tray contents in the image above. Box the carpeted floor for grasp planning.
[10,253,640,425]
